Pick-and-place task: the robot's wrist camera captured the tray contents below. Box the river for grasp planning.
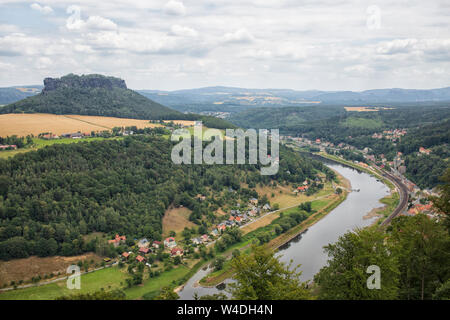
[177,160,390,299]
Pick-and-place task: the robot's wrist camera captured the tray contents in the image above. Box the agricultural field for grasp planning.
[0,253,104,288]
[341,116,384,129]
[0,136,121,159]
[162,207,196,240]
[344,106,395,112]
[0,113,163,137]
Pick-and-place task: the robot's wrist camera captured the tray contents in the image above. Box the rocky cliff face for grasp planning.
[42,74,127,93]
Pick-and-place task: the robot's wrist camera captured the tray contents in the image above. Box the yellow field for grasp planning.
[344,106,395,112]
[163,120,195,126]
[0,113,164,137]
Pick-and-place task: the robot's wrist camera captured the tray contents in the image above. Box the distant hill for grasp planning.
[0,74,182,120]
[138,86,450,113]
[0,85,42,105]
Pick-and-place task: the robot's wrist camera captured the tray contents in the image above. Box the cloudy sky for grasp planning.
[0,0,449,90]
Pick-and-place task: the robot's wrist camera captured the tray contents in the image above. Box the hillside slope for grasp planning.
[0,86,41,105]
[0,74,182,120]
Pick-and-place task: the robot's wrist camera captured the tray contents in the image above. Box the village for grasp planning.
[109,196,275,269]
[282,133,441,220]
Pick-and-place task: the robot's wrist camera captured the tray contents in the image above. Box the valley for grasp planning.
[0,73,448,302]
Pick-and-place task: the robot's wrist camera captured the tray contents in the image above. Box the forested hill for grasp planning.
[0,74,182,120]
[0,135,332,260]
[229,105,450,189]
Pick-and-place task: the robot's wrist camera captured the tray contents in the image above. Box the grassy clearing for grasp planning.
[0,266,128,300]
[0,137,122,159]
[372,192,400,226]
[342,117,383,129]
[124,265,190,300]
[162,207,195,240]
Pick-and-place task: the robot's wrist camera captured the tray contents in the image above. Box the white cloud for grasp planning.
[223,28,255,44]
[164,1,186,16]
[169,25,198,37]
[0,0,450,89]
[376,39,419,55]
[344,64,374,77]
[0,33,44,56]
[65,6,117,31]
[0,24,20,34]
[85,16,118,30]
[30,3,53,15]
[35,57,53,69]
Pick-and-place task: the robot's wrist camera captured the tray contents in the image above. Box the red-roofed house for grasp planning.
[419,147,431,155]
[164,237,177,248]
[152,241,161,249]
[171,248,183,257]
[122,252,130,259]
[139,247,150,254]
[108,234,126,247]
[297,186,309,192]
[136,255,145,263]
[0,145,17,150]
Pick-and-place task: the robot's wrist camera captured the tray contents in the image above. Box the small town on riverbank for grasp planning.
[281,134,442,221]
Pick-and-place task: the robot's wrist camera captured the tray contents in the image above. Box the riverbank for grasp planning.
[315,152,395,190]
[314,152,400,226]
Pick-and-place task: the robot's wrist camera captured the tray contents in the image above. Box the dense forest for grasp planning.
[0,135,331,260]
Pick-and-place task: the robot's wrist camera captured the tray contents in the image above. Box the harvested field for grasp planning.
[344,106,395,112]
[0,253,103,287]
[0,113,162,137]
[162,206,195,239]
[163,120,195,126]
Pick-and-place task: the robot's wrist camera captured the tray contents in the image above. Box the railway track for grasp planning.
[379,169,409,226]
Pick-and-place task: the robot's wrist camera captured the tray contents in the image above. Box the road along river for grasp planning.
[178,160,390,299]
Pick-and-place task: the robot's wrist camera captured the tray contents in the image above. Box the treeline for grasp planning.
[0,135,33,149]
